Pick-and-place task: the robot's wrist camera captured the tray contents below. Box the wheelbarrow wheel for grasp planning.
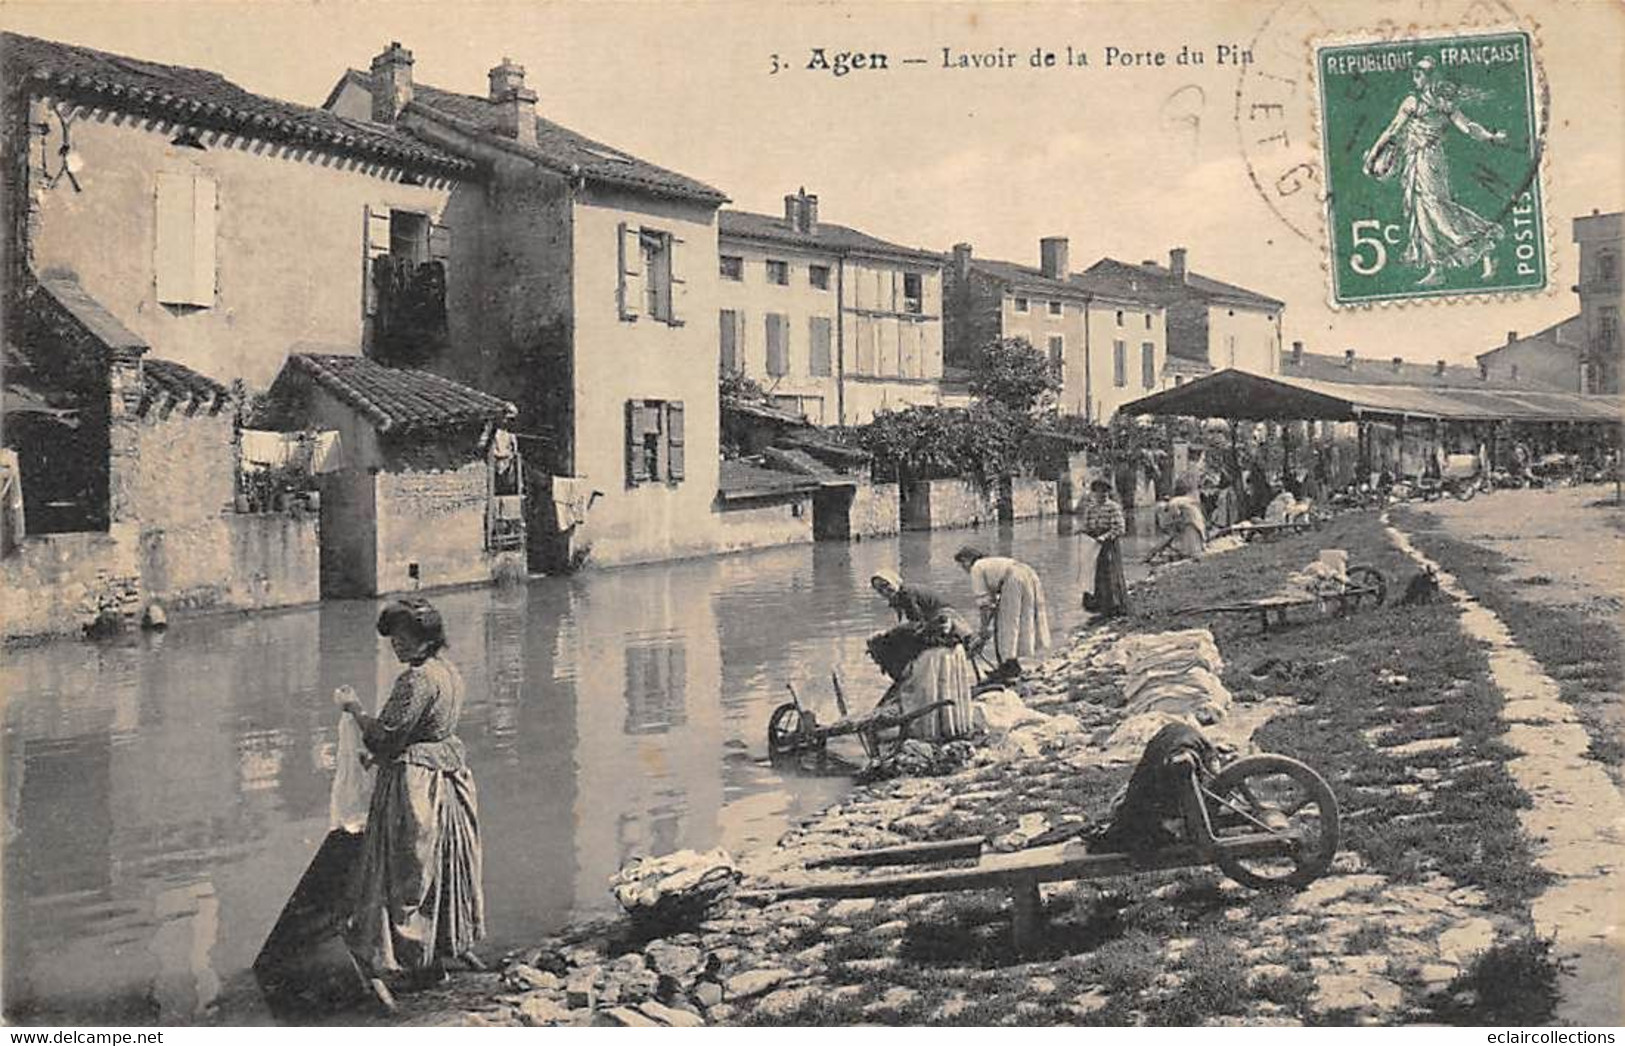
[1453,481,1477,502]
[1205,754,1340,891]
[767,702,818,759]
[1346,565,1387,608]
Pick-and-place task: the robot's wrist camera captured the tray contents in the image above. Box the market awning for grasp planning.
[1120,368,1623,424]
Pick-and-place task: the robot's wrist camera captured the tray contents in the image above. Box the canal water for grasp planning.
[2,515,1155,1024]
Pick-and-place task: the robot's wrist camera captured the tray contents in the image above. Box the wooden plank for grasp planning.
[744,832,1299,903]
[807,836,987,869]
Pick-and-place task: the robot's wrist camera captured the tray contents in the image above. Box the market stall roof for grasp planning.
[1120,368,1623,424]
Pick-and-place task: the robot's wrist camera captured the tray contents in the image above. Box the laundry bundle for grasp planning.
[609,848,740,928]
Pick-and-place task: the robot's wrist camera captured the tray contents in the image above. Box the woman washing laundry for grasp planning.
[335,598,485,1005]
[953,546,1051,684]
[1144,476,1208,563]
[867,569,977,738]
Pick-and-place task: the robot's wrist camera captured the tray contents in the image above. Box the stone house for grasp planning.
[0,31,479,637]
[1082,249,1283,380]
[325,46,729,569]
[717,190,953,425]
[1473,318,1588,391]
[259,353,519,597]
[943,237,1168,423]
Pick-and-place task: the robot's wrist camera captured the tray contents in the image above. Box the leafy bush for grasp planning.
[969,336,1059,414]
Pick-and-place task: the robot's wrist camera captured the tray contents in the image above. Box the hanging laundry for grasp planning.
[240,430,293,470]
[308,431,344,474]
[551,476,594,531]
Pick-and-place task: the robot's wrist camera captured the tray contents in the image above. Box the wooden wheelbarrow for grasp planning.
[1183,565,1388,633]
[1216,516,1322,543]
[767,675,955,763]
[739,751,1339,953]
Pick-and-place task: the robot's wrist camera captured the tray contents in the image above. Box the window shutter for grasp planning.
[719,310,738,372]
[155,172,215,307]
[364,204,392,315]
[766,314,788,376]
[665,401,685,481]
[625,400,645,485]
[618,222,643,321]
[668,235,687,324]
[429,219,453,264]
[1142,342,1156,389]
[808,317,832,377]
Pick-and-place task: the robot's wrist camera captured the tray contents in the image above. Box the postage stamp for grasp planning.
[1315,29,1546,306]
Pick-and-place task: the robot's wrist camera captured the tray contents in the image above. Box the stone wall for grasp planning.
[715,496,814,553]
[901,478,993,532]
[0,525,141,640]
[375,462,494,594]
[1006,478,1057,521]
[848,482,900,539]
[1055,450,1090,514]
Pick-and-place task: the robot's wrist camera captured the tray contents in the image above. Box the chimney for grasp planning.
[1291,340,1304,365]
[1040,237,1070,280]
[1390,356,1404,373]
[1506,329,1518,344]
[952,243,973,280]
[1141,259,1158,267]
[1169,247,1188,282]
[1435,360,1447,377]
[370,42,414,124]
[1343,349,1356,370]
[783,188,817,234]
[488,58,537,146]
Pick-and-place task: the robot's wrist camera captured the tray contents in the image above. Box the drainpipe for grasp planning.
[1083,299,1094,424]
[836,258,847,426]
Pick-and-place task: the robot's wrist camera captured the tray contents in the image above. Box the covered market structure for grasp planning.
[1119,368,1622,486]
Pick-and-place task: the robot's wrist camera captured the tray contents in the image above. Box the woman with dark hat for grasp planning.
[1082,478,1130,620]
[335,597,484,998]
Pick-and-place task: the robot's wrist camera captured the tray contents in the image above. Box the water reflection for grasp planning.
[2,516,1152,1024]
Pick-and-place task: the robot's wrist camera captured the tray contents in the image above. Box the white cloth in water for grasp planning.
[610,847,737,912]
[1078,533,1101,598]
[895,645,975,740]
[328,686,379,834]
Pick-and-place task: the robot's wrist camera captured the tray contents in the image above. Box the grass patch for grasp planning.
[1423,936,1561,1025]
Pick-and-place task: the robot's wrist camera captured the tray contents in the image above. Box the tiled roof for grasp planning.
[280,353,515,434]
[717,458,825,500]
[1475,314,1585,363]
[1279,350,1564,391]
[719,210,943,265]
[333,70,724,203]
[143,357,229,414]
[967,257,1091,300]
[2,33,473,175]
[1084,258,1283,311]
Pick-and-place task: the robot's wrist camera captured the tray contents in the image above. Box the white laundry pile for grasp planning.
[1283,549,1350,599]
[610,848,738,917]
[1094,628,1235,763]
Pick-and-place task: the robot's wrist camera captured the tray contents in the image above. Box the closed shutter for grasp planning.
[766,314,788,376]
[1113,340,1127,387]
[155,172,216,307]
[808,317,832,377]
[362,204,392,316]
[854,319,875,375]
[668,235,687,324]
[618,222,643,321]
[665,401,685,481]
[920,271,940,317]
[1142,342,1156,388]
[720,309,739,372]
[625,400,646,485]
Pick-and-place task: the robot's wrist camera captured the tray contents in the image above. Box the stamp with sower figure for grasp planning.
[1316,30,1546,305]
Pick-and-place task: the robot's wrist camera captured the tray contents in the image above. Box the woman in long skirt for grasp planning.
[1082,479,1130,620]
[336,598,485,999]
[953,546,1051,683]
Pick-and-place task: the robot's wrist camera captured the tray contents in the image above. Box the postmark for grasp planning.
[1316,29,1546,305]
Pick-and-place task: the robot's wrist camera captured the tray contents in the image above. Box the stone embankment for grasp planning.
[427,600,1524,1027]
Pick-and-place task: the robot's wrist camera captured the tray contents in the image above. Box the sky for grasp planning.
[3,0,1622,366]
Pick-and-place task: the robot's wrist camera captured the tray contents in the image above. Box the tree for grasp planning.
[969,336,1059,415]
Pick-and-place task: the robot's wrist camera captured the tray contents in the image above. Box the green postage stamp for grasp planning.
[1317,30,1546,305]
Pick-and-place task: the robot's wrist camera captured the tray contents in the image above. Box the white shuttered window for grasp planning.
[155,172,216,307]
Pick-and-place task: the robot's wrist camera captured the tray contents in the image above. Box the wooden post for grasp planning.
[1009,877,1043,953]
